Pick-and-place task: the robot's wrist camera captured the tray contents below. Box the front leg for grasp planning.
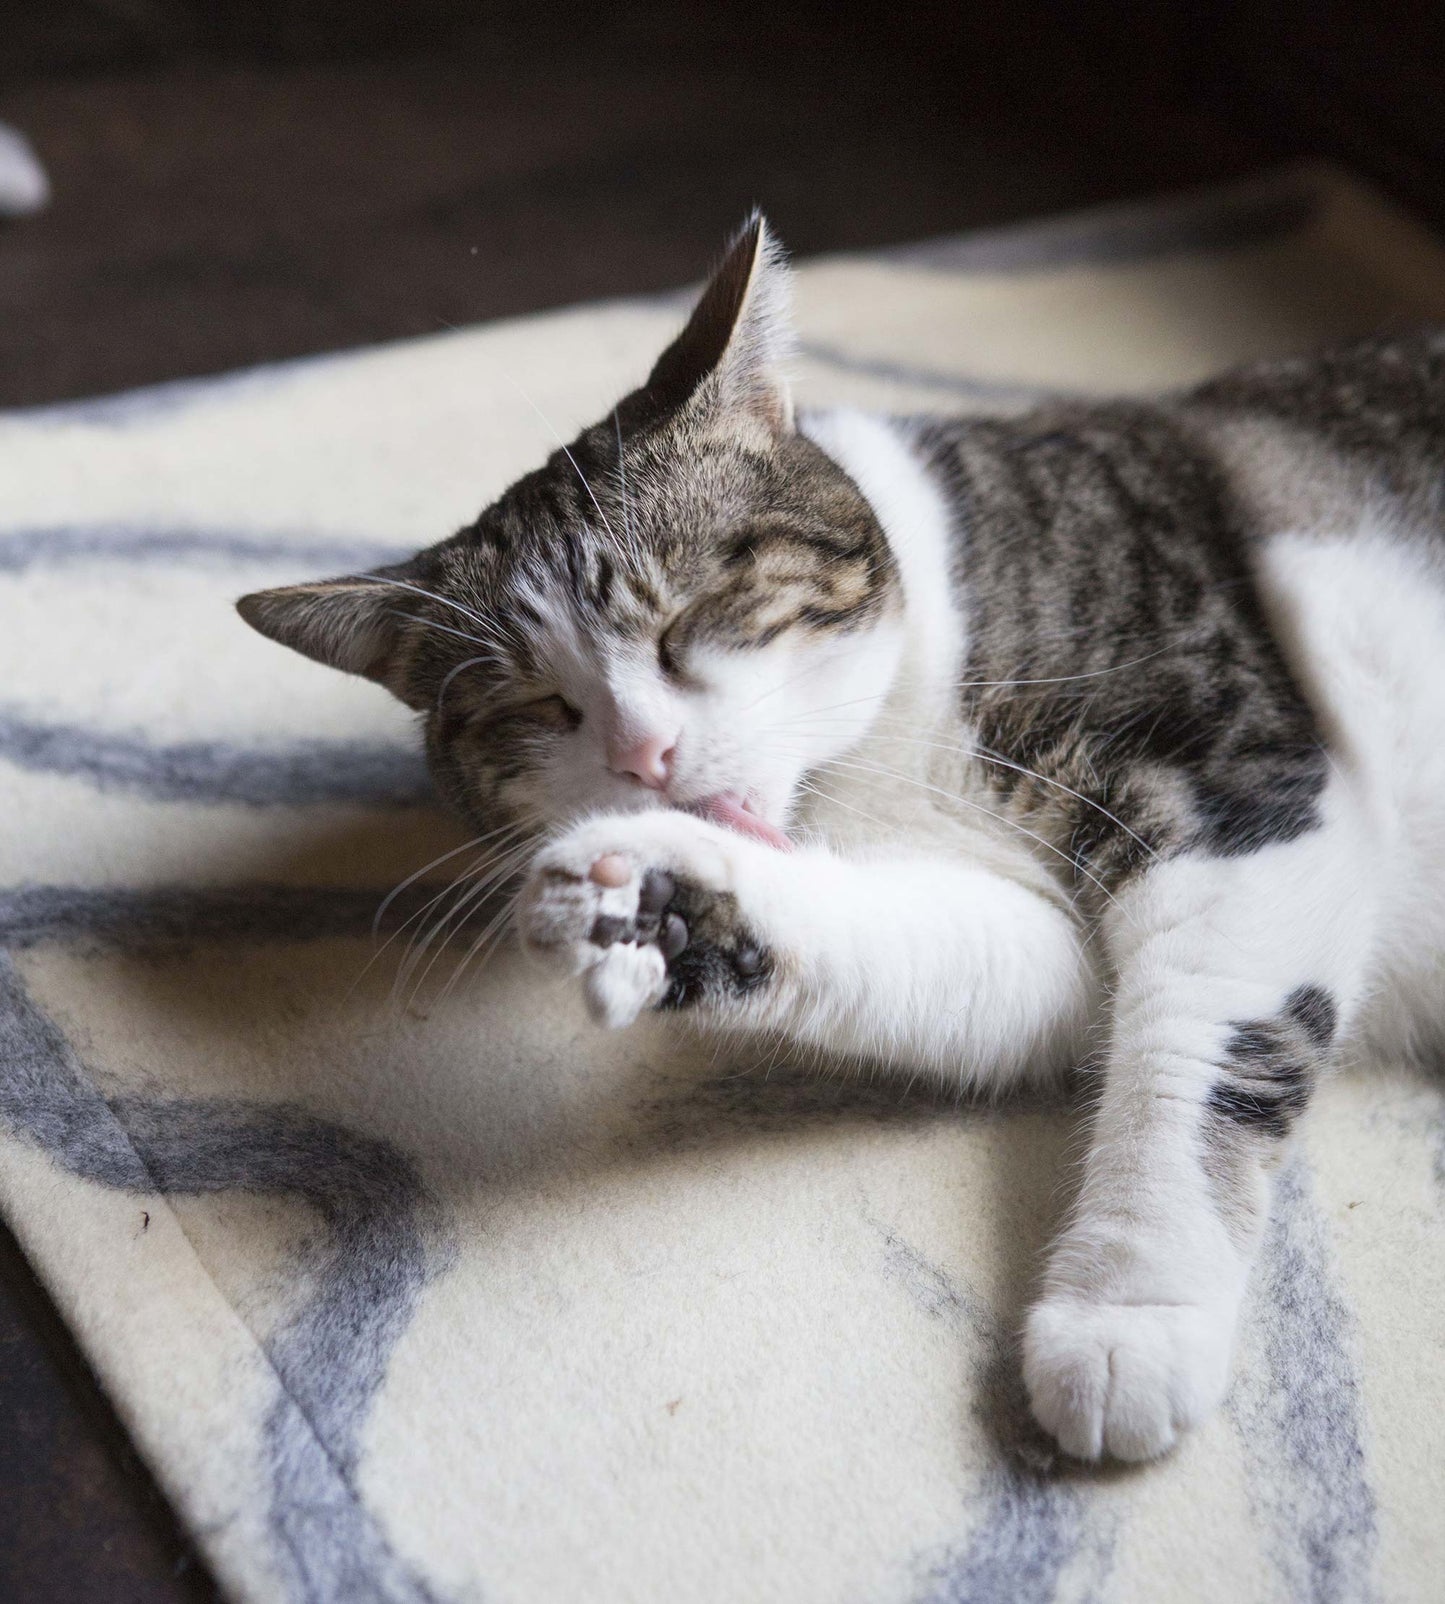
[519,809,1095,1090]
[1023,799,1376,1460]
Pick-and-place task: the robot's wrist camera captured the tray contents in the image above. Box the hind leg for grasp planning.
[1025,800,1374,1459]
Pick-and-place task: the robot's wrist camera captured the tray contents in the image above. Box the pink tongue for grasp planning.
[695,793,793,851]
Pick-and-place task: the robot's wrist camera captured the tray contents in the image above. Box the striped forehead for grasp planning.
[507,565,661,678]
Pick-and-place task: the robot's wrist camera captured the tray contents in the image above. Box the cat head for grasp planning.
[237,216,902,847]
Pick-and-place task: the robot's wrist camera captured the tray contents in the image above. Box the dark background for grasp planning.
[0,2,1438,1598]
[6,0,1441,412]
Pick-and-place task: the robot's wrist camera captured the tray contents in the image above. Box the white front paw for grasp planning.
[1022,1293,1236,1461]
[582,943,668,1029]
[517,811,746,1029]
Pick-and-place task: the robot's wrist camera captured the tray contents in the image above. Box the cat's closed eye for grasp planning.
[515,694,583,731]
[450,693,581,740]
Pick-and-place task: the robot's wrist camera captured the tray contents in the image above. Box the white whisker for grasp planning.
[386,825,533,971]
[390,611,508,657]
[371,829,501,938]
[612,409,644,564]
[399,834,538,1005]
[769,713,1156,862]
[437,654,492,713]
[958,634,1201,691]
[359,573,510,645]
[818,752,1119,910]
[504,373,624,552]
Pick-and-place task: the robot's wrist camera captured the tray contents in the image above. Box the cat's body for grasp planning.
[239,218,1445,1463]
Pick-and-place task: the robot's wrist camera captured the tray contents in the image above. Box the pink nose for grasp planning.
[609,733,675,789]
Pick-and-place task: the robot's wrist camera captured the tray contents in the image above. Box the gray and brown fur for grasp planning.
[1201,985,1339,1240]
[890,330,1444,907]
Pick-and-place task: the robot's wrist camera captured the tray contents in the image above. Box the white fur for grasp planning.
[1026,775,1377,1457]
[1260,526,1445,1062]
[521,806,1096,1086]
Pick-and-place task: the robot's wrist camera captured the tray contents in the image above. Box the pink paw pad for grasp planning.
[589,854,632,888]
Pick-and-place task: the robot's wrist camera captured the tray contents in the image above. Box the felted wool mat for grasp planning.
[3,165,1445,1604]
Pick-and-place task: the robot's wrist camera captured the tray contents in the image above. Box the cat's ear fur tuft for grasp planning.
[236,565,426,707]
[645,211,795,432]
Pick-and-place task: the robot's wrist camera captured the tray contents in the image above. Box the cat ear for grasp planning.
[235,564,427,708]
[644,211,795,432]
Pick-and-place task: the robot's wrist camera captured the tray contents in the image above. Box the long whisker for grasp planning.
[381,823,533,969]
[969,740,1157,860]
[613,409,641,563]
[385,824,534,985]
[399,835,538,1006]
[769,713,1156,862]
[348,836,520,1001]
[818,752,1120,910]
[504,374,622,550]
[371,829,498,938]
[750,685,895,725]
[356,574,509,644]
[404,875,524,1012]
[736,659,887,719]
[434,883,527,1005]
[957,635,1201,691]
[437,654,491,713]
[360,851,495,994]
[794,776,904,840]
[396,834,533,990]
[391,611,501,656]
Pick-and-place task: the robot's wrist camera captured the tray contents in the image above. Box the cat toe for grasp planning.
[518,820,702,1005]
[518,812,762,1019]
[518,863,637,970]
[1022,1297,1234,1462]
[583,942,669,1027]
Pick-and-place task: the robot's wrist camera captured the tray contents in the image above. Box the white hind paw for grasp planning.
[1022,1296,1235,1461]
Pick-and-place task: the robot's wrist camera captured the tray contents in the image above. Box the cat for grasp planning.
[238,214,1445,1462]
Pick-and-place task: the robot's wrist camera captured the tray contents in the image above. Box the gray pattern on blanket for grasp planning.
[0,881,1389,1604]
[0,953,446,1604]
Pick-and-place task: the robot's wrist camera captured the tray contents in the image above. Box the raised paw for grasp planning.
[1022,1295,1236,1461]
[517,812,771,1028]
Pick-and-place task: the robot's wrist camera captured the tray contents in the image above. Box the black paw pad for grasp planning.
[638,870,675,914]
[588,914,630,947]
[583,863,767,1011]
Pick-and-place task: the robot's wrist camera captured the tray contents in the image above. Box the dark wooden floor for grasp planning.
[0,8,1288,1600]
[0,1230,220,1603]
[0,8,1285,409]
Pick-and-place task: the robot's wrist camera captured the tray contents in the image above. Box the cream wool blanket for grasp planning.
[3,167,1445,1604]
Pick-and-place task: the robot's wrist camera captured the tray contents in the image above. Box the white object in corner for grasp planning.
[0,122,50,217]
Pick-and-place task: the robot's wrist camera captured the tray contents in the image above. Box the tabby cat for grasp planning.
[238,217,1445,1462]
